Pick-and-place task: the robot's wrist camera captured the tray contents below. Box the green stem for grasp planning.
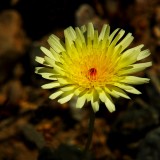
[83,106,95,156]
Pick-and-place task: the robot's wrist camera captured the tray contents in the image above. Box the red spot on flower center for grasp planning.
[88,68,97,80]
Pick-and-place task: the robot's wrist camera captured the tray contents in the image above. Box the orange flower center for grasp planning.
[88,68,97,80]
[64,47,118,88]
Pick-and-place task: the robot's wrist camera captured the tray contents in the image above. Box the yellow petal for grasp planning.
[125,87,141,94]
[75,27,85,44]
[61,85,76,92]
[107,30,125,58]
[118,62,152,75]
[137,49,151,60]
[74,87,86,96]
[74,39,82,53]
[49,90,63,99]
[92,89,99,103]
[108,86,130,99]
[91,99,99,112]
[110,29,125,47]
[120,76,150,84]
[35,67,43,74]
[58,91,74,104]
[105,87,120,98]
[87,22,94,40]
[99,24,109,41]
[42,74,57,80]
[50,48,61,62]
[40,47,55,59]
[93,30,99,47]
[48,34,65,53]
[114,83,141,94]
[104,93,115,112]
[44,56,65,75]
[102,25,110,44]
[86,89,93,102]
[116,33,134,52]
[41,81,60,89]
[118,50,140,69]
[57,78,71,85]
[76,94,86,108]
[44,56,55,67]
[36,67,55,75]
[64,27,76,46]
[68,27,77,40]
[99,89,107,102]
[108,28,120,44]
[35,56,45,64]
[118,45,143,68]
[97,87,115,112]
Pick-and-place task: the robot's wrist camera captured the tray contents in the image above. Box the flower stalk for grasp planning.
[84,105,95,154]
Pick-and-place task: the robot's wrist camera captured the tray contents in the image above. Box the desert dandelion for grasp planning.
[35,23,152,112]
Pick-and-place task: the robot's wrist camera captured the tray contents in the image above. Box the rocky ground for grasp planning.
[0,0,160,160]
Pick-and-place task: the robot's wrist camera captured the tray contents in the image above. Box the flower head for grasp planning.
[35,23,152,112]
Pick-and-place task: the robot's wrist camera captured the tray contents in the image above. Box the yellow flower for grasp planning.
[35,23,152,112]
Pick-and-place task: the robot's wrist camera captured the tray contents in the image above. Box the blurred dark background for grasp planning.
[0,0,160,160]
[0,0,95,40]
